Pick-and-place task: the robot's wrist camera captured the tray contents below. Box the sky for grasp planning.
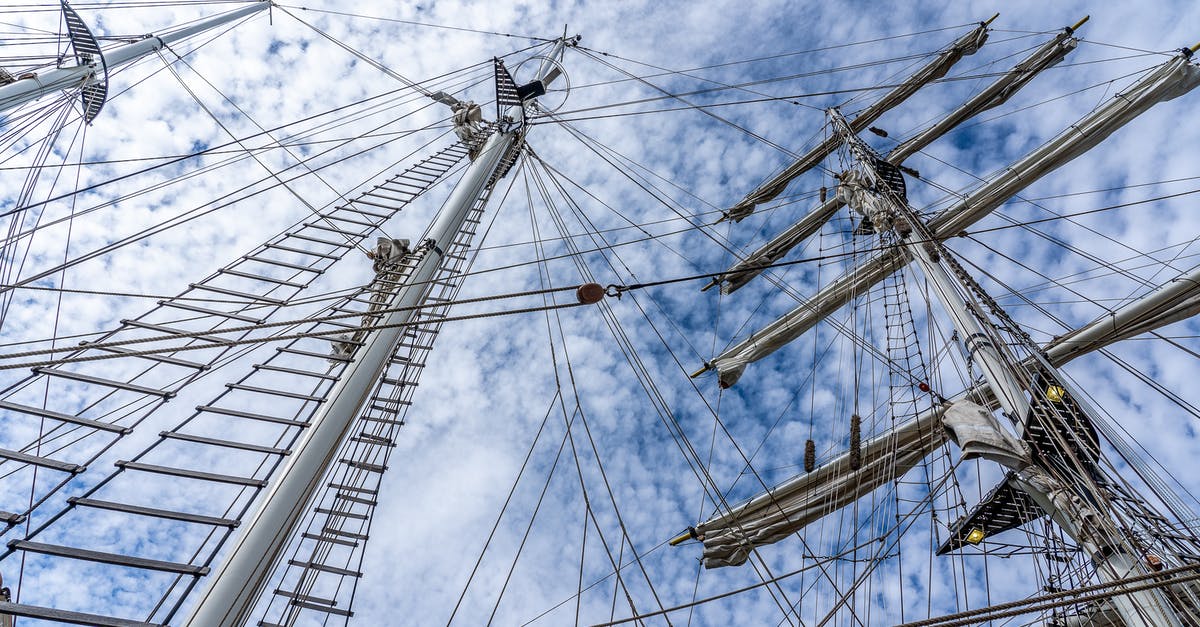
[1,0,1200,625]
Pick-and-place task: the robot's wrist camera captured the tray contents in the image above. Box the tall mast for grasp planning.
[828,106,1184,627]
[684,258,1200,568]
[710,18,1085,294]
[179,38,572,627]
[0,2,269,117]
[703,49,1200,388]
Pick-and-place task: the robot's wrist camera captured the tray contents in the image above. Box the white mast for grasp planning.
[0,2,270,116]
[180,39,571,627]
[829,107,1184,627]
[705,50,1200,388]
[690,260,1200,568]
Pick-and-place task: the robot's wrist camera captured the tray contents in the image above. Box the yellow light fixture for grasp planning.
[965,528,986,545]
[1046,385,1066,403]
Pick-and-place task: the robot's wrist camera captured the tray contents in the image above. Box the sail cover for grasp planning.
[716,30,1079,294]
[721,23,989,223]
[1045,262,1200,364]
[696,257,1200,568]
[710,53,1200,387]
[697,405,949,568]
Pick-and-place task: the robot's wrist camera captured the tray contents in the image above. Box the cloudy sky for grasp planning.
[1,0,1200,625]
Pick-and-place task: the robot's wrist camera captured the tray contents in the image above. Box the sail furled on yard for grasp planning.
[1044,262,1200,364]
[698,407,948,568]
[719,22,990,223]
[695,265,1200,568]
[714,26,1081,294]
[709,52,1200,387]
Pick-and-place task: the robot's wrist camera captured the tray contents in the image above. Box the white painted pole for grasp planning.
[0,2,269,115]
[181,42,570,626]
[827,106,1183,627]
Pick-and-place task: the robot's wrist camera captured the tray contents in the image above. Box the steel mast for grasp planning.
[828,107,1185,627]
[0,2,270,117]
[180,38,572,627]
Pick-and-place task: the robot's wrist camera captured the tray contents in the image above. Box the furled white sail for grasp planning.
[715,27,1081,294]
[719,22,990,223]
[694,256,1200,569]
[1045,262,1200,364]
[697,403,946,568]
[709,53,1200,387]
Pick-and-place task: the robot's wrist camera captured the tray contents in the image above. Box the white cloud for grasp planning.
[0,1,1198,625]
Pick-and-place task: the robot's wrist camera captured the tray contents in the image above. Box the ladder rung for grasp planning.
[287,559,361,577]
[372,392,413,403]
[328,483,377,496]
[8,540,209,575]
[340,459,386,473]
[287,230,355,248]
[363,414,405,425]
[358,191,408,205]
[290,599,353,617]
[335,492,377,506]
[189,283,285,305]
[316,213,376,228]
[383,180,426,191]
[272,588,338,607]
[314,318,360,331]
[321,527,368,541]
[276,345,351,362]
[226,383,326,402]
[403,172,437,183]
[253,363,339,380]
[69,497,237,527]
[302,222,362,238]
[34,367,174,398]
[0,400,130,434]
[0,601,156,627]
[0,448,82,473]
[120,318,225,343]
[219,268,306,288]
[315,507,368,521]
[349,435,393,448]
[300,532,357,548]
[336,205,390,220]
[244,254,323,273]
[265,242,340,260]
[196,404,307,427]
[372,182,420,195]
[365,197,413,214]
[160,431,290,456]
[91,344,212,370]
[116,460,267,487]
[157,298,265,324]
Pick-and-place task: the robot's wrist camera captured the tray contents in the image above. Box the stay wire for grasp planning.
[574,47,798,157]
[157,46,372,254]
[276,5,554,42]
[522,168,643,622]
[526,155,682,623]
[525,150,818,626]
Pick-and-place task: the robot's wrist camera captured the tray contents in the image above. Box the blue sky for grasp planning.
[1,0,1199,625]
